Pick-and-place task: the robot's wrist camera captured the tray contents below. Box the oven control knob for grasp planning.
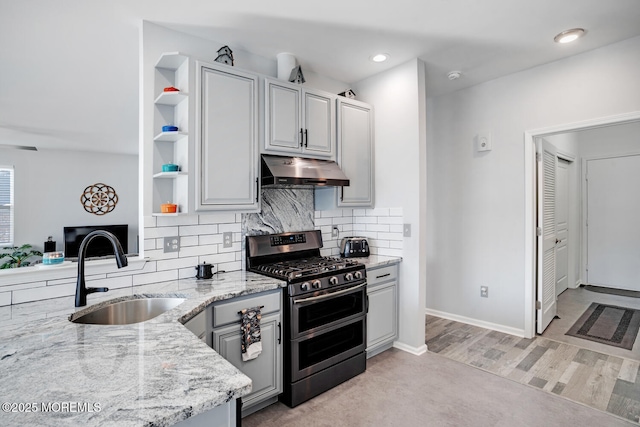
[344,272,354,281]
[329,276,339,286]
[354,271,363,280]
[312,280,322,289]
[301,282,310,291]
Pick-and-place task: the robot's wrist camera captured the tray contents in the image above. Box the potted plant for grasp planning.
[1,244,43,269]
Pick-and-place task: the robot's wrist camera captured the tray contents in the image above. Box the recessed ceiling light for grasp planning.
[554,28,585,44]
[370,53,389,63]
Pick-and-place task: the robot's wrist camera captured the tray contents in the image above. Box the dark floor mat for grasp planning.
[566,302,640,350]
[583,285,640,298]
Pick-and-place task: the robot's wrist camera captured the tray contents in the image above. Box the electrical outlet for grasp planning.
[223,232,233,248]
[332,226,339,238]
[164,236,180,253]
[476,132,492,152]
[480,286,489,298]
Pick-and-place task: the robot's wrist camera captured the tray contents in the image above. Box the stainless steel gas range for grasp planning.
[246,230,367,407]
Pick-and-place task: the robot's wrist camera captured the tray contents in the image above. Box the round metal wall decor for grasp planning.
[81,183,118,215]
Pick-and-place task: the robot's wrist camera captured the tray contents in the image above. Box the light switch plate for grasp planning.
[403,224,411,237]
[476,132,492,152]
[332,226,339,238]
[164,236,180,253]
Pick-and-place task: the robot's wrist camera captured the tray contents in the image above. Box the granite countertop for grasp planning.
[0,271,286,427]
[351,255,402,269]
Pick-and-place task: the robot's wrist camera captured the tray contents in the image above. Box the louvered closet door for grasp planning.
[536,138,558,334]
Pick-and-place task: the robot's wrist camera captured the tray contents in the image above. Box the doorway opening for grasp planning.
[523,111,640,339]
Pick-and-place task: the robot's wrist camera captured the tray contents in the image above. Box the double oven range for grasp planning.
[246,230,367,407]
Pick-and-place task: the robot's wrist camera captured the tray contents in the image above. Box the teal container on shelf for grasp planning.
[43,251,65,265]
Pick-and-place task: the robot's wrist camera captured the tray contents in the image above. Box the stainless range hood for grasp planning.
[261,154,350,187]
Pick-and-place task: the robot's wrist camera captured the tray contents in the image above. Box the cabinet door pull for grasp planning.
[277,322,282,344]
[376,273,391,279]
[299,128,304,147]
[255,178,259,202]
[340,186,344,201]
[304,129,308,147]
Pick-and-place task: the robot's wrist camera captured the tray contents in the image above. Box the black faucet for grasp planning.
[75,230,128,307]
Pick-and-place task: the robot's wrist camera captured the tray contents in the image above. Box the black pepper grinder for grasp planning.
[44,236,56,253]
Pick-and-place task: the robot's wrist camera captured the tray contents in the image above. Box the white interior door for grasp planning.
[586,155,640,290]
[555,159,570,296]
[537,138,558,334]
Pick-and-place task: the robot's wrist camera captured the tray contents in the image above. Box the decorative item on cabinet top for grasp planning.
[215,45,234,66]
[338,89,356,99]
[289,65,305,84]
[81,183,118,216]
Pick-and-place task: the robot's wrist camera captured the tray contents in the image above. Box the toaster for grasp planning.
[340,237,370,258]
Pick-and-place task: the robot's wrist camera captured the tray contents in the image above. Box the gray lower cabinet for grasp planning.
[366,264,398,358]
[210,290,282,417]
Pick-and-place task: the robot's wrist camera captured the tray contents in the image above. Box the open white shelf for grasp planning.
[154,91,188,106]
[155,52,189,70]
[154,131,188,142]
[153,171,187,179]
[151,212,187,217]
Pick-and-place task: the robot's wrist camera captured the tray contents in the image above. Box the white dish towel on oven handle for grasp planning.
[240,306,263,361]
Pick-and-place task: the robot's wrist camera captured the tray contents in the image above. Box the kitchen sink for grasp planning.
[70,297,185,325]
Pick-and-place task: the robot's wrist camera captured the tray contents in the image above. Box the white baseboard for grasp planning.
[425,308,525,338]
[393,341,428,356]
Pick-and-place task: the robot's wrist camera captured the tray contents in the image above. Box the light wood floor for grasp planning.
[426,288,640,424]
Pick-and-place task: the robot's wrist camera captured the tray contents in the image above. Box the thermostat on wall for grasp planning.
[476,132,492,152]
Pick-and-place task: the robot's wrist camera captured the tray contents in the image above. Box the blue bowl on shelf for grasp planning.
[162,125,179,132]
[162,164,179,172]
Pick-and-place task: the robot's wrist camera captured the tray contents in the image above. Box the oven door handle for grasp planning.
[293,283,366,304]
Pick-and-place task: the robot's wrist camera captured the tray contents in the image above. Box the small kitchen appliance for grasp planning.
[246,230,367,408]
[195,262,214,279]
[339,237,370,258]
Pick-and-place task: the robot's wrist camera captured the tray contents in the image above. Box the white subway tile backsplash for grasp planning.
[178,244,218,257]
[199,213,236,224]
[0,291,11,306]
[156,256,200,272]
[366,224,390,232]
[315,217,332,226]
[353,209,366,216]
[144,216,157,228]
[378,232,403,241]
[389,207,403,217]
[321,209,345,218]
[199,234,223,245]
[145,239,157,251]
[389,240,403,249]
[354,216,377,224]
[13,282,76,304]
[179,236,199,247]
[218,260,242,272]
[145,226,179,239]
[86,275,133,290]
[157,215,199,227]
[219,242,241,253]
[143,249,180,260]
[332,217,351,225]
[353,223,366,231]
[376,247,403,257]
[377,216,403,225]
[132,270,178,286]
[366,208,389,217]
[199,252,236,265]
[219,223,241,233]
[180,224,218,236]
[389,224,403,233]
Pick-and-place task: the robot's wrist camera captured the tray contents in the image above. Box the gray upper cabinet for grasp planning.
[337,98,374,207]
[265,78,335,158]
[195,61,259,212]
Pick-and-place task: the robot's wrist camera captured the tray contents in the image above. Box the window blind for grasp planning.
[0,167,14,245]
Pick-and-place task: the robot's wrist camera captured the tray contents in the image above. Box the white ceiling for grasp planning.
[1,0,640,154]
